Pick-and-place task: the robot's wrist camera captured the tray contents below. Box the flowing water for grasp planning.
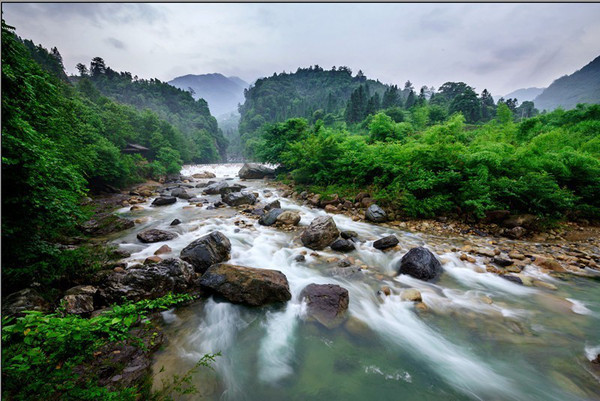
[110,164,600,401]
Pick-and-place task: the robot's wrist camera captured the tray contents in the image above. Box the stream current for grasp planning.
[110,163,600,401]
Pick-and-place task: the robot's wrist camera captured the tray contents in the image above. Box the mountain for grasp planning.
[533,56,600,111]
[494,87,545,103]
[169,73,248,117]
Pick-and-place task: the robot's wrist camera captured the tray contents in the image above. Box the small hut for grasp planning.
[122,143,151,159]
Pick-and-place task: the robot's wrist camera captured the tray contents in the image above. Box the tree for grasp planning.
[449,87,481,123]
[90,56,106,77]
[76,63,89,77]
[480,89,496,121]
[405,90,416,109]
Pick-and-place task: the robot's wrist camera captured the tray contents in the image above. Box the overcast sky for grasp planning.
[3,3,600,96]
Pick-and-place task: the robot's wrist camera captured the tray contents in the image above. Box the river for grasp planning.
[110,163,600,401]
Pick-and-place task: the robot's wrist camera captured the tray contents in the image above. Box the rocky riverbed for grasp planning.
[6,163,598,400]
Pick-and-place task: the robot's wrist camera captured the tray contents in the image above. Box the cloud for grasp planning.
[105,37,126,50]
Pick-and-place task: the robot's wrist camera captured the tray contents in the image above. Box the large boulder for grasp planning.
[396,247,443,281]
[180,231,231,273]
[152,196,177,206]
[60,285,97,315]
[238,163,276,179]
[200,264,291,306]
[373,235,399,250]
[259,208,284,226]
[300,284,349,328]
[203,181,229,195]
[2,288,50,317]
[98,258,195,304]
[137,229,177,243]
[330,238,356,252]
[80,213,134,236]
[276,210,301,226]
[301,216,340,250]
[219,184,246,195]
[171,188,192,200]
[365,204,387,223]
[221,191,257,206]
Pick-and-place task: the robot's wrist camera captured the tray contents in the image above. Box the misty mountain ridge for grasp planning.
[169,73,248,117]
[494,87,545,103]
[533,55,600,111]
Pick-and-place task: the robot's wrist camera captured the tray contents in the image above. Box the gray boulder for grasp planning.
[238,163,276,179]
[301,216,340,250]
[203,181,229,195]
[396,247,443,281]
[98,258,195,304]
[152,196,177,206]
[330,238,356,252]
[300,284,349,328]
[180,231,231,273]
[2,288,50,317]
[221,191,257,206]
[259,208,284,226]
[61,285,97,315]
[373,235,399,250]
[200,264,291,306]
[137,229,177,243]
[171,187,192,199]
[365,204,387,223]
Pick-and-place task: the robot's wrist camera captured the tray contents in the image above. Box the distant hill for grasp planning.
[494,87,545,103]
[534,56,600,111]
[169,73,248,117]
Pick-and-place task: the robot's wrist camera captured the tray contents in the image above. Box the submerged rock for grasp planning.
[373,235,399,250]
[259,208,284,226]
[98,258,195,304]
[200,263,291,306]
[396,247,443,281]
[330,238,356,252]
[300,283,349,328]
[301,216,340,250]
[80,213,134,236]
[180,231,231,273]
[365,204,387,223]
[400,288,422,302]
[340,230,359,241]
[137,229,177,243]
[170,218,181,226]
[152,196,177,206]
[221,191,257,206]
[500,275,523,285]
[238,163,276,179]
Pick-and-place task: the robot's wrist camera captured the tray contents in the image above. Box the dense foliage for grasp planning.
[254,104,600,220]
[1,293,200,400]
[75,58,228,162]
[1,21,213,291]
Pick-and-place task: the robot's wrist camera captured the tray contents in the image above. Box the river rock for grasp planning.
[300,283,349,328]
[500,275,523,285]
[171,187,192,199]
[2,288,50,317]
[396,247,443,281]
[259,208,284,226]
[265,199,281,210]
[61,285,97,315]
[144,256,162,265]
[365,204,387,223]
[98,258,195,304]
[154,244,172,255]
[80,213,135,236]
[238,163,276,179]
[203,181,229,195]
[330,239,356,252]
[170,219,181,226]
[503,214,537,229]
[199,263,291,306]
[340,231,359,240]
[192,171,216,179]
[152,196,177,206]
[219,183,246,195]
[180,231,231,273]
[221,191,257,206]
[493,257,514,267]
[400,288,422,302]
[137,229,177,243]
[373,235,399,250]
[276,210,301,225]
[505,226,527,239]
[301,216,340,250]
